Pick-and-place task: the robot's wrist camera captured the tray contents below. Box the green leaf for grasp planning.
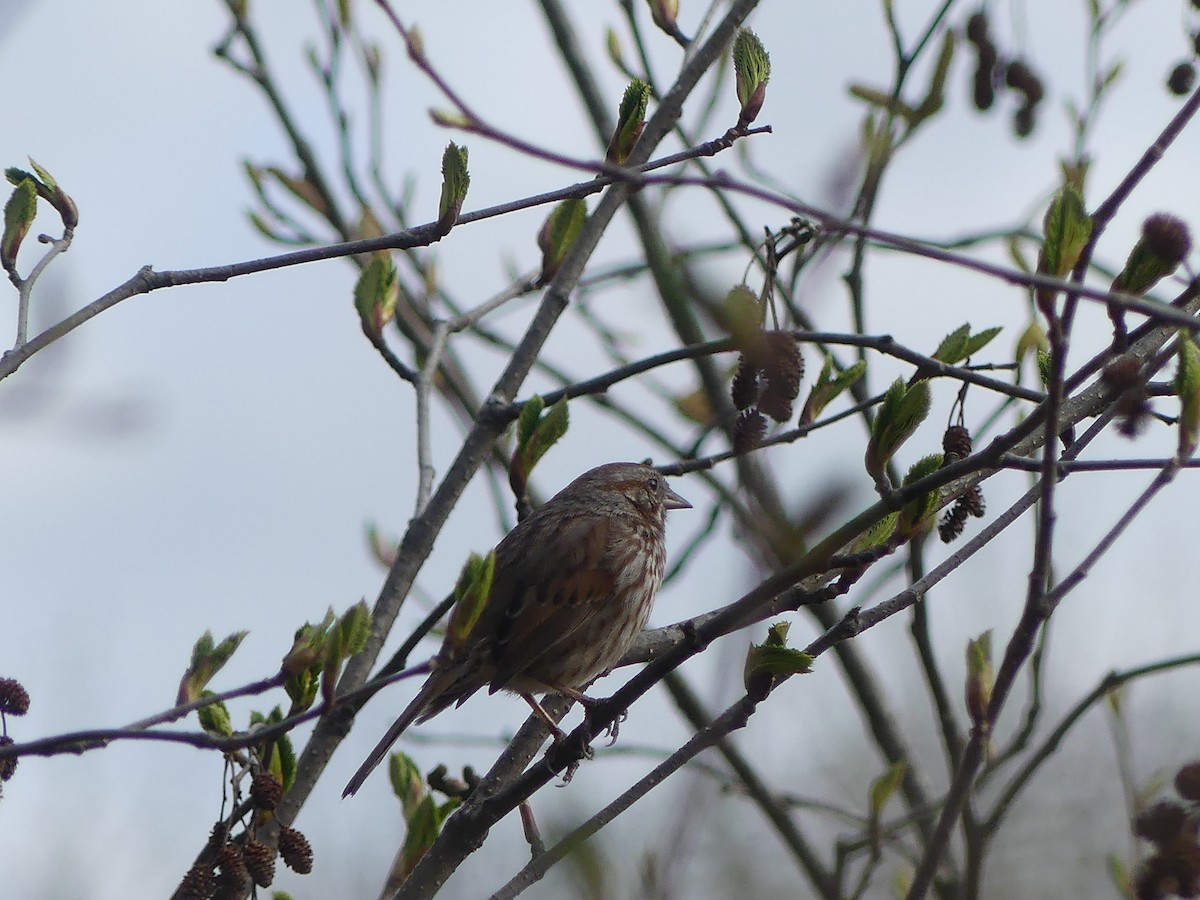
[446,552,496,647]
[389,751,427,818]
[281,609,336,712]
[1175,332,1200,456]
[537,198,587,282]
[962,326,1002,358]
[353,255,400,337]
[1014,320,1049,363]
[252,706,297,790]
[965,630,994,726]
[516,395,545,450]
[401,795,442,879]
[913,30,955,121]
[4,167,34,187]
[1036,348,1052,387]
[896,453,944,539]
[743,622,813,693]
[851,511,898,553]
[178,630,248,704]
[526,397,569,470]
[337,600,372,657]
[605,27,624,68]
[196,693,233,737]
[607,79,650,164]
[1040,184,1092,277]
[2,177,38,274]
[436,142,470,234]
[428,108,472,130]
[868,761,907,817]
[800,357,866,426]
[733,28,771,125]
[865,378,931,482]
[264,166,329,218]
[275,732,297,790]
[932,324,1002,366]
[931,324,971,364]
[27,158,58,193]
[511,396,570,495]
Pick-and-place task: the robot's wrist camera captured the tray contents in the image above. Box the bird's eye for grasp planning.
[646,476,660,492]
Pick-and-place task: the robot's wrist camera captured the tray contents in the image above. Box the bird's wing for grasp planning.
[483,511,617,692]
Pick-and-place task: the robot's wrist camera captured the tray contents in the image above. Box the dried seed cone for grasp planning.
[0,678,30,716]
[1176,762,1200,802]
[1134,801,1188,846]
[243,838,276,888]
[939,502,968,544]
[758,331,804,423]
[279,826,314,875]
[343,463,691,797]
[214,844,252,897]
[730,356,760,410]
[963,485,986,518]
[250,771,283,811]
[0,736,17,781]
[177,861,216,900]
[942,425,973,462]
[734,409,767,454]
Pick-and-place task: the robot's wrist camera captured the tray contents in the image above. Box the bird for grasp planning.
[343,461,690,797]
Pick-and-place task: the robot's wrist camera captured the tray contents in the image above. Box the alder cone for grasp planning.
[344,462,691,796]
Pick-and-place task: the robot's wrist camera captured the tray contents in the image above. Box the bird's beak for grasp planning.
[664,484,692,510]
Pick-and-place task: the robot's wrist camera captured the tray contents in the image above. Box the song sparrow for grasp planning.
[343,462,690,796]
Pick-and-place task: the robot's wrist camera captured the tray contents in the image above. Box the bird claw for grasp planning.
[603,709,627,746]
[580,698,627,747]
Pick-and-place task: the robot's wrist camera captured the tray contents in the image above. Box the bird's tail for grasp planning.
[342,677,442,798]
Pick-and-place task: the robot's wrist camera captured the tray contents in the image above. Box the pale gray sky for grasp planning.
[3,2,1199,898]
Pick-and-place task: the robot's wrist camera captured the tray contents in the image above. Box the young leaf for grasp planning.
[336,600,372,658]
[178,630,248,704]
[516,395,545,450]
[606,79,650,164]
[962,326,1002,358]
[1175,332,1200,457]
[800,357,866,426]
[196,693,234,737]
[389,751,427,818]
[913,29,955,120]
[851,511,899,553]
[353,255,400,337]
[931,324,971,364]
[868,760,907,818]
[865,378,931,483]
[436,142,470,234]
[895,453,944,539]
[401,795,442,879]
[446,552,496,648]
[965,630,994,727]
[733,28,771,127]
[743,621,812,694]
[537,198,587,282]
[2,178,38,275]
[509,396,570,497]
[1040,184,1092,277]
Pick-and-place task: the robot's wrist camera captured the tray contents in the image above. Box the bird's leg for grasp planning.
[544,680,625,747]
[519,693,567,743]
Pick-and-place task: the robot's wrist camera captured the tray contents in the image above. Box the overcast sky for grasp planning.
[3,2,1200,898]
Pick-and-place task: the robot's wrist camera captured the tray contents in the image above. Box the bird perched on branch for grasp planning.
[343,461,691,797]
